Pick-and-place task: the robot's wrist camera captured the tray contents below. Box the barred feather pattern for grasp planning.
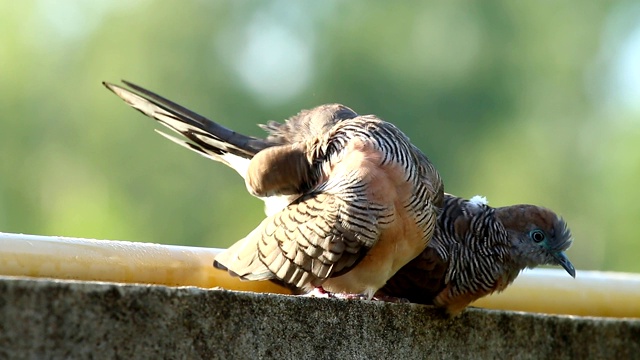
[379,193,574,315]
[309,117,442,245]
[256,117,442,289]
[432,196,512,298]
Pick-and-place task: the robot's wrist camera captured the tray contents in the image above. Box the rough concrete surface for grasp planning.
[0,277,638,360]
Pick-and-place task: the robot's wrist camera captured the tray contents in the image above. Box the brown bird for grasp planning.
[377,194,575,315]
[103,81,444,299]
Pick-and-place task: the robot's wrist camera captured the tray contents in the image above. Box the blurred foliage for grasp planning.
[1,1,639,272]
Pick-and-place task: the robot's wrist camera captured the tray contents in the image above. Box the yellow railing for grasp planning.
[1,232,637,319]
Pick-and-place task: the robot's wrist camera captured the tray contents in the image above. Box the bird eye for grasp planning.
[530,230,546,243]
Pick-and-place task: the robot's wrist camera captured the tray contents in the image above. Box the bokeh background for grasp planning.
[1,1,639,272]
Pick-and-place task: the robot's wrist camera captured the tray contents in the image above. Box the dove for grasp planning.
[377,194,575,315]
[103,81,443,299]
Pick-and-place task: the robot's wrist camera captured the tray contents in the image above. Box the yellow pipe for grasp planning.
[0,232,638,318]
[0,232,289,295]
[472,268,640,318]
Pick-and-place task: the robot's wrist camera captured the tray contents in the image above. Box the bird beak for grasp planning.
[553,252,576,278]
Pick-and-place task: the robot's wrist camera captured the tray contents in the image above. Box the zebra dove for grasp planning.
[103,81,444,299]
[378,194,575,315]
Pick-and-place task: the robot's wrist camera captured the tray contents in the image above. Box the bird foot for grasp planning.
[303,287,408,302]
[303,287,334,298]
[330,293,410,302]
[332,293,370,300]
[302,287,369,300]
[371,295,411,303]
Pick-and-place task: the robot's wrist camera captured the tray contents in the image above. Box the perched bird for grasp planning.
[103,81,444,299]
[377,194,575,315]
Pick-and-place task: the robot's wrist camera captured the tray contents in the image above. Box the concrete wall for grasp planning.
[0,277,637,359]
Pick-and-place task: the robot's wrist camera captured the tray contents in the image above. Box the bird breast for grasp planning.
[318,137,435,296]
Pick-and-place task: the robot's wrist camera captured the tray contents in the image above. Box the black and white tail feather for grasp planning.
[103,80,298,215]
[104,81,271,174]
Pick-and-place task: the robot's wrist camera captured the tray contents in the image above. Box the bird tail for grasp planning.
[103,80,273,177]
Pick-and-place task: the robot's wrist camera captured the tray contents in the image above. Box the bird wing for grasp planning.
[215,175,391,288]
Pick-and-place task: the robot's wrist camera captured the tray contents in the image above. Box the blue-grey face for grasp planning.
[498,205,575,277]
[528,226,575,278]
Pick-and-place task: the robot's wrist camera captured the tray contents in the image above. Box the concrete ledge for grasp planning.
[0,277,637,359]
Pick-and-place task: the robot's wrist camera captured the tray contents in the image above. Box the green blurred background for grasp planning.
[1,1,639,272]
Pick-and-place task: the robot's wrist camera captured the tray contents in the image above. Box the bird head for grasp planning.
[496,205,576,278]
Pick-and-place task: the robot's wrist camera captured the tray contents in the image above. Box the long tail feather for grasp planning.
[103,80,273,176]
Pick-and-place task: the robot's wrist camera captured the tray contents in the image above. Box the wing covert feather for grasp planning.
[257,192,386,288]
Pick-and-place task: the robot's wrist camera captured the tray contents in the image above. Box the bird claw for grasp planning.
[371,295,411,303]
[332,293,369,300]
[331,293,410,303]
[303,287,409,303]
[302,287,368,300]
[303,287,333,298]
